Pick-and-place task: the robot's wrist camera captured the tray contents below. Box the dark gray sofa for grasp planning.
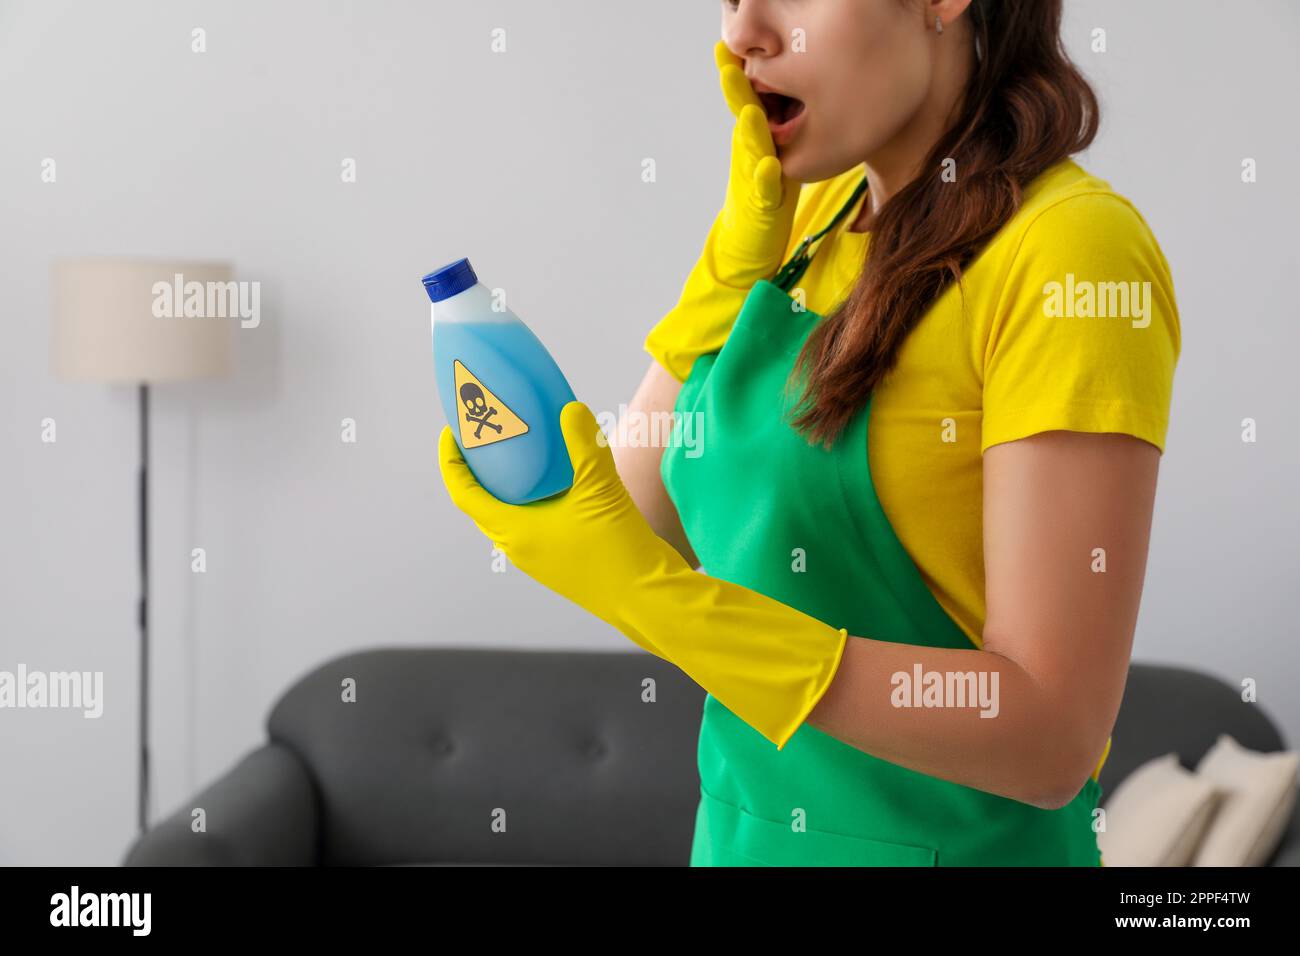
[122,650,1299,866]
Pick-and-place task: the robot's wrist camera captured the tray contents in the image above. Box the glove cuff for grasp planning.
[615,544,850,749]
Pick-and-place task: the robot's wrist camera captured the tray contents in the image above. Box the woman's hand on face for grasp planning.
[713,40,800,283]
[639,42,804,383]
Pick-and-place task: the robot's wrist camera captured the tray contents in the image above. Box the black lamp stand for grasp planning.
[137,382,150,834]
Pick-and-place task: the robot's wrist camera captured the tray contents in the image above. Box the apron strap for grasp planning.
[771,174,869,293]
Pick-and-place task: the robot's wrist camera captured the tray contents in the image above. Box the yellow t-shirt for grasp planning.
[648,158,1181,788]
[777,158,1179,648]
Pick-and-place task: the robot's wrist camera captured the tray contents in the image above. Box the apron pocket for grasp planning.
[706,790,938,867]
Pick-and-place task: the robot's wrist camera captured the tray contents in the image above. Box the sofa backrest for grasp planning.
[267,646,705,865]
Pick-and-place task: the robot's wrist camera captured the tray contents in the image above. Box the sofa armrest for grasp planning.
[122,743,320,866]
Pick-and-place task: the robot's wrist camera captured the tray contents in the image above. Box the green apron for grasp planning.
[662,177,1103,866]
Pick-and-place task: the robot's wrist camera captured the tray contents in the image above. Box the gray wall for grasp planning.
[1,0,1296,865]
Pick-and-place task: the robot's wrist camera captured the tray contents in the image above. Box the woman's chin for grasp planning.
[773,124,841,183]
[779,135,867,186]
[774,143,813,183]
[776,146,830,185]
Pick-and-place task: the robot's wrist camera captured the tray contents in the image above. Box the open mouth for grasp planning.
[757,91,806,127]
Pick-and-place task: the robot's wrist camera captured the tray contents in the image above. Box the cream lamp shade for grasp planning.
[52,258,235,383]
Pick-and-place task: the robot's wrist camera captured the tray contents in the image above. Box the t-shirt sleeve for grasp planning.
[981,192,1181,454]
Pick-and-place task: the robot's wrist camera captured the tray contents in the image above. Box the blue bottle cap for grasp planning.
[422,257,478,303]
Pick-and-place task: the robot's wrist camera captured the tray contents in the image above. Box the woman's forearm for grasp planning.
[612,359,700,569]
[806,635,1103,811]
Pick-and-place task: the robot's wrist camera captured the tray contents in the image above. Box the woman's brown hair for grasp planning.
[787,0,1099,446]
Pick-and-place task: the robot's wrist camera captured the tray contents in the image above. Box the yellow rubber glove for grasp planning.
[437,401,848,750]
[643,40,801,383]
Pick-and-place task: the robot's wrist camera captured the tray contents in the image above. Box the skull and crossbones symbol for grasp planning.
[460,382,502,438]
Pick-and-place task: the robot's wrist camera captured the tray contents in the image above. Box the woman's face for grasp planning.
[722,0,937,183]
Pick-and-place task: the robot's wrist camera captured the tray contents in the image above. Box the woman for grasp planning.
[439,0,1179,866]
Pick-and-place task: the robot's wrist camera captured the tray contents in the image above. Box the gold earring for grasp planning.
[935,16,944,35]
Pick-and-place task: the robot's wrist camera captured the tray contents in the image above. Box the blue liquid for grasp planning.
[434,319,576,504]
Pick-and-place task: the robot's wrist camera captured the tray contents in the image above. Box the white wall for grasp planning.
[1,0,1297,865]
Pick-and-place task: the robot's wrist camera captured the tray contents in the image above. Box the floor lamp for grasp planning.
[52,258,234,834]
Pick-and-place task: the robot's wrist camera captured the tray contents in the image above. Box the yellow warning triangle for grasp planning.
[452,359,530,449]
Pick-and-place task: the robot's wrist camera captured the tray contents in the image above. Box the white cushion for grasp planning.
[1097,753,1221,866]
[1191,734,1299,867]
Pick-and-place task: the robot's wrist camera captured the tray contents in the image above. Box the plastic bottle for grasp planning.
[422,257,576,504]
